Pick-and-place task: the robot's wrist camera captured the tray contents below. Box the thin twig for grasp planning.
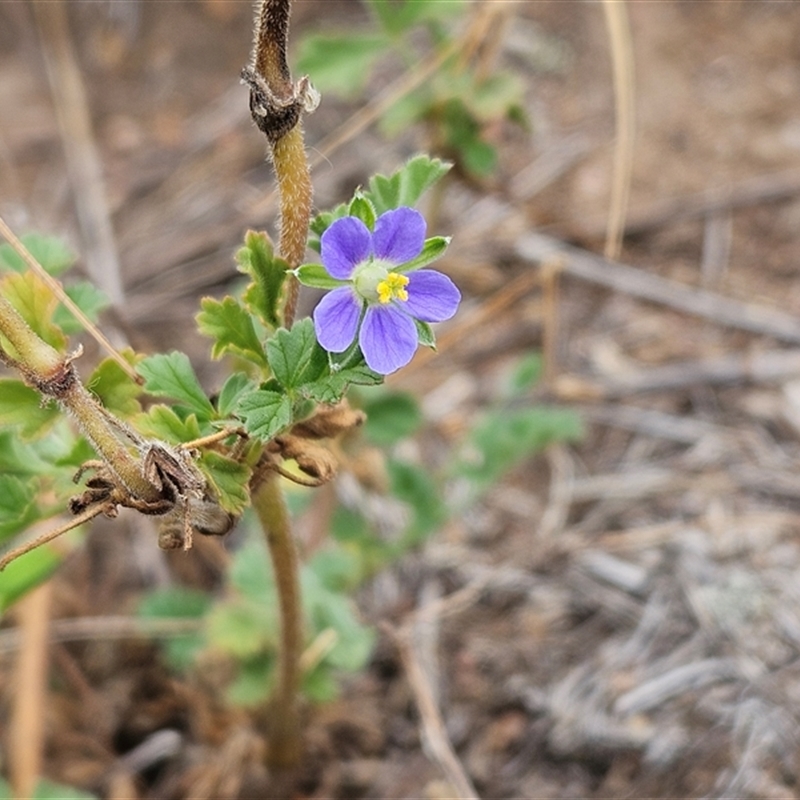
[517,232,800,344]
[9,582,52,800]
[389,618,480,800]
[0,616,205,657]
[32,0,125,307]
[602,0,636,260]
[0,215,139,383]
[0,505,103,572]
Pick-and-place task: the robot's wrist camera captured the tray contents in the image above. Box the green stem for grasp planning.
[251,470,303,768]
[0,294,161,504]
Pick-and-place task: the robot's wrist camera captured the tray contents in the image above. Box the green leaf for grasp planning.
[87,353,142,418]
[198,450,251,516]
[0,475,39,541]
[295,33,387,97]
[217,372,256,418]
[196,296,268,369]
[0,379,60,439]
[0,271,66,350]
[226,654,276,707]
[389,459,447,546]
[366,0,464,36]
[365,155,451,213]
[237,390,293,441]
[266,319,327,391]
[302,568,375,671]
[0,234,74,276]
[53,281,109,334]
[294,263,348,290]
[307,546,362,593]
[208,600,275,659]
[348,194,377,230]
[302,666,339,703]
[236,230,288,329]
[302,362,383,404]
[362,391,422,445]
[137,352,215,420]
[508,352,543,394]
[33,779,98,800]
[455,406,583,497]
[135,405,204,444]
[138,587,211,671]
[0,545,61,613]
[398,236,450,272]
[0,432,52,475]
[469,72,526,122]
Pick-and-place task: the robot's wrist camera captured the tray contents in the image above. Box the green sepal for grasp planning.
[414,319,436,349]
[236,389,293,442]
[294,264,349,290]
[196,296,269,369]
[398,236,450,273]
[137,352,215,420]
[236,230,288,329]
[348,193,377,230]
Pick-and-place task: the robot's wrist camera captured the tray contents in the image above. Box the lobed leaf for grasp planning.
[236,389,293,442]
[196,296,268,369]
[0,379,60,440]
[0,234,74,276]
[137,352,215,420]
[266,319,327,391]
[198,450,251,516]
[236,230,287,329]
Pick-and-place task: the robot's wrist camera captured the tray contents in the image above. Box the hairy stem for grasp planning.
[251,470,303,768]
[0,294,160,504]
[272,124,312,327]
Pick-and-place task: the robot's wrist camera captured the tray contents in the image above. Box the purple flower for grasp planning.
[312,207,460,375]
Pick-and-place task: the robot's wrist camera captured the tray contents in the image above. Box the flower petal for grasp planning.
[321,216,372,279]
[313,287,362,352]
[372,208,426,264]
[360,304,418,375]
[403,269,461,322]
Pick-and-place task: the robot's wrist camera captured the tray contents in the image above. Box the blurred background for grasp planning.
[4,1,800,798]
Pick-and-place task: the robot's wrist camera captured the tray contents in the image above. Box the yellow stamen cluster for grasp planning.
[376,272,409,305]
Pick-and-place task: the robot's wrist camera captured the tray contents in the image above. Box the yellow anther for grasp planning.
[376,272,409,304]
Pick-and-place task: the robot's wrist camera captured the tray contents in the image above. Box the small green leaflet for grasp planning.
[365,155,451,214]
[196,296,268,369]
[0,379,60,439]
[137,352,215,420]
[236,230,287,329]
[0,474,38,541]
[198,450,251,516]
[302,363,383,404]
[53,281,109,334]
[217,372,256,418]
[237,390,293,442]
[266,319,327,391]
[0,271,66,351]
[87,353,142,418]
[135,405,204,444]
[0,233,74,276]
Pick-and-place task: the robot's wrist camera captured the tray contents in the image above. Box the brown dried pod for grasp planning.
[291,402,366,440]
